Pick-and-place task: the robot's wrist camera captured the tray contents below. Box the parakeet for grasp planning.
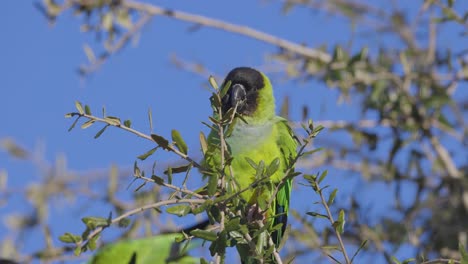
[204,67,298,255]
[88,221,209,264]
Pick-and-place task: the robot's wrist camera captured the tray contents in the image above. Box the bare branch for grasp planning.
[122,0,332,63]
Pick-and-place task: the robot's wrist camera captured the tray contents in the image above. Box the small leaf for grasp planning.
[391,256,401,264]
[74,246,82,256]
[84,105,91,115]
[334,210,346,234]
[225,217,241,232]
[171,129,188,154]
[302,147,323,157]
[65,113,73,118]
[318,170,328,184]
[75,101,84,114]
[265,158,280,177]
[207,174,218,196]
[148,108,153,132]
[401,258,416,264]
[327,189,338,206]
[166,205,191,217]
[164,164,191,175]
[306,212,329,219]
[94,124,109,139]
[81,119,95,129]
[151,134,169,150]
[244,157,258,170]
[124,119,131,128]
[59,232,82,244]
[82,217,109,229]
[83,44,96,63]
[151,175,165,185]
[137,147,158,161]
[105,116,121,126]
[200,132,208,155]
[208,75,219,90]
[133,161,141,177]
[220,80,232,98]
[350,240,368,263]
[190,229,217,241]
[118,218,131,228]
[68,117,80,132]
[88,234,99,250]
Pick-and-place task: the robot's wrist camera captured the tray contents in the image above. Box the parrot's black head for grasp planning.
[221,67,265,116]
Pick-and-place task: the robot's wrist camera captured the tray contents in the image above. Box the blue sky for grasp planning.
[1,1,467,263]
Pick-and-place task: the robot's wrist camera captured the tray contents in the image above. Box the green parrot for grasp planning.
[88,221,209,264]
[204,67,298,254]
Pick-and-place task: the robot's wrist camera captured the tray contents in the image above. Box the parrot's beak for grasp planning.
[230,84,247,109]
[222,83,247,114]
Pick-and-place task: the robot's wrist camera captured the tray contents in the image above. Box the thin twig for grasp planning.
[122,0,331,63]
[69,112,203,169]
[80,198,205,249]
[318,189,351,264]
[134,174,205,199]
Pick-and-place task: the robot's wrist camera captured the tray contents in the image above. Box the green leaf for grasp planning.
[137,147,158,161]
[350,240,367,263]
[59,232,82,244]
[65,113,73,118]
[327,189,338,206]
[148,107,153,132]
[265,158,280,177]
[220,80,232,98]
[75,101,84,114]
[123,119,131,128]
[133,161,141,177]
[244,157,258,170]
[94,124,109,139]
[301,147,323,157]
[82,217,109,229]
[191,229,218,241]
[166,205,191,217]
[208,76,219,90]
[118,218,131,228]
[171,129,188,154]
[105,116,121,126]
[81,119,95,129]
[68,117,80,132]
[333,210,346,234]
[164,164,191,175]
[207,174,218,196]
[84,105,91,115]
[225,217,241,232]
[151,175,165,185]
[401,258,416,264]
[200,132,208,155]
[151,134,170,150]
[191,200,212,215]
[254,160,265,179]
[391,256,401,264]
[166,167,173,184]
[306,212,329,219]
[318,170,328,184]
[88,234,99,250]
[74,246,82,256]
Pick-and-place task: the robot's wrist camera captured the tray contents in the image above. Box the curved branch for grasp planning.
[122,0,332,63]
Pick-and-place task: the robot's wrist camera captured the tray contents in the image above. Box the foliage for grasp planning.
[1,0,467,263]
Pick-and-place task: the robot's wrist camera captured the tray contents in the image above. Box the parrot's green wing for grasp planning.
[271,117,298,247]
[88,233,200,264]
